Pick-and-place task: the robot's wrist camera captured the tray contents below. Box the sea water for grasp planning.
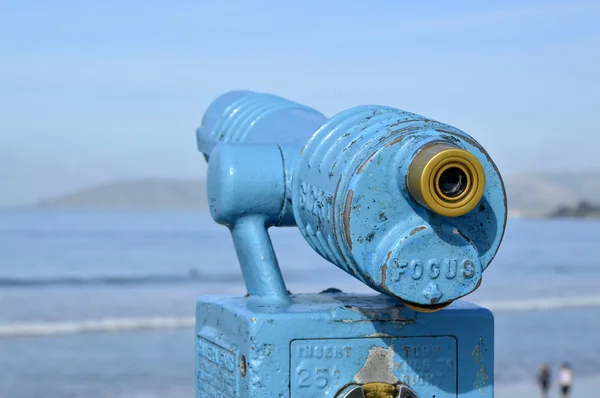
[0,210,599,397]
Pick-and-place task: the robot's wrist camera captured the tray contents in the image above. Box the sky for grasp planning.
[1,0,599,205]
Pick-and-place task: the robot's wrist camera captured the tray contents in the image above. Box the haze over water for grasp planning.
[1,210,599,397]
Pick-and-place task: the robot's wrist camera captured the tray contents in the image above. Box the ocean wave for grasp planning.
[0,273,243,287]
[0,317,195,338]
[477,295,600,312]
[2,295,600,338]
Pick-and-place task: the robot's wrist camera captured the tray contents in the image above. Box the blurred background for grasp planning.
[1,1,599,397]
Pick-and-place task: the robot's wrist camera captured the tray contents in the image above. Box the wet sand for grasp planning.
[496,375,597,398]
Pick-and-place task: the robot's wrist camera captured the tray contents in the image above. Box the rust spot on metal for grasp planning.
[383,135,406,148]
[389,119,409,128]
[380,258,389,290]
[409,226,427,236]
[338,304,414,324]
[365,232,375,242]
[379,251,394,294]
[344,190,354,250]
[388,118,427,129]
[385,251,392,264]
[453,226,474,244]
[239,355,247,378]
[472,337,488,396]
[357,151,377,174]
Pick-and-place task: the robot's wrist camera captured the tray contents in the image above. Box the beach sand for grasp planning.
[496,375,599,397]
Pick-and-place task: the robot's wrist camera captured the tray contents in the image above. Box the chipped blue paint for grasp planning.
[197,91,506,306]
[195,91,504,397]
[196,293,494,397]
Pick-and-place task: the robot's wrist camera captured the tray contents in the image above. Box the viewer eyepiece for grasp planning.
[438,167,468,198]
[407,142,485,217]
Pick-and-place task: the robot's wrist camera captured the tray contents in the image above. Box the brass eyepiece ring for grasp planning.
[408,143,485,217]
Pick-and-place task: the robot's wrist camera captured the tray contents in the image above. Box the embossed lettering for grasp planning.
[292,339,455,394]
[422,345,430,358]
[423,359,431,372]
[445,259,457,279]
[295,367,335,389]
[315,346,322,358]
[412,261,423,280]
[315,369,328,388]
[299,345,311,358]
[310,185,319,216]
[392,261,408,282]
[334,347,343,358]
[462,260,475,278]
[429,260,440,279]
[392,343,453,388]
[297,344,352,359]
[299,182,307,209]
[297,368,310,388]
[298,182,333,222]
[392,258,472,281]
[197,337,237,397]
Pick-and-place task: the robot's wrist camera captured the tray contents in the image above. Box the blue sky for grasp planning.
[1,0,599,205]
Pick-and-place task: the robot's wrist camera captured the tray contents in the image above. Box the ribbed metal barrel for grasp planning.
[291,105,506,306]
[197,91,327,157]
[291,106,434,280]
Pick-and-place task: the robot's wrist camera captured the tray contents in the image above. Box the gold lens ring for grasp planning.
[408,144,485,217]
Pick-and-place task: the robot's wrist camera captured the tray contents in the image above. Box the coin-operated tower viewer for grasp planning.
[194,91,506,398]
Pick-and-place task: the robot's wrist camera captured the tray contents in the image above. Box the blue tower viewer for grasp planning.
[195,91,506,397]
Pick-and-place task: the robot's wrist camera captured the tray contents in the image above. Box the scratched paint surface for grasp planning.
[194,92,502,397]
[293,106,506,306]
[197,91,506,307]
[196,293,494,397]
[290,337,456,397]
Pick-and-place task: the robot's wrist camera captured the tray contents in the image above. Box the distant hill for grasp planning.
[35,172,600,216]
[547,201,600,219]
[504,171,600,217]
[37,179,207,211]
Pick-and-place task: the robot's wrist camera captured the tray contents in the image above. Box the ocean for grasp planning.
[1,210,599,397]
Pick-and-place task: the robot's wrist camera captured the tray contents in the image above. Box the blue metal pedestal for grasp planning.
[196,293,493,398]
